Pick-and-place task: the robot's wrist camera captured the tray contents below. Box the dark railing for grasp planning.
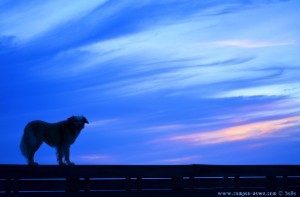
[1,165,300,196]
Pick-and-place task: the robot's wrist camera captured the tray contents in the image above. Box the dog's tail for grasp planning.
[20,123,37,158]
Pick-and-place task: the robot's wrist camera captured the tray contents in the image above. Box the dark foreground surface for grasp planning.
[1,164,300,197]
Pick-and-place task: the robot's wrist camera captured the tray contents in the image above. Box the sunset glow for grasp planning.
[170,116,300,145]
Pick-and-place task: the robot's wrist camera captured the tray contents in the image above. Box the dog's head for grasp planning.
[68,116,89,130]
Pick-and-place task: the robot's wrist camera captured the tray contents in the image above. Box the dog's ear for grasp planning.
[82,116,89,124]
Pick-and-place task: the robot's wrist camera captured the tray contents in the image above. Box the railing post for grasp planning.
[84,177,90,193]
[136,177,142,191]
[235,176,240,189]
[126,177,131,192]
[172,176,183,191]
[189,176,195,190]
[66,177,80,193]
[266,176,276,189]
[223,176,229,189]
[5,178,11,194]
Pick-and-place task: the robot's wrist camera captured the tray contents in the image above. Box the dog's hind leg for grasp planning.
[20,125,43,165]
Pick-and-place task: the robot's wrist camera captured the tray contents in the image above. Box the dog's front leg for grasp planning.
[64,145,75,166]
[56,147,66,166]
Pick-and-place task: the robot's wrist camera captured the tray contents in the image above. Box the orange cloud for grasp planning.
[169,116,300,145]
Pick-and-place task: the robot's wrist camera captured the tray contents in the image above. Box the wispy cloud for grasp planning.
[214,83,300,98]
[169,116,300,145]
[211,40,296,48]
[106,64,283,97]
[159,156,201,164]
[0,0,107,42]
[79,154,110,160]
[88,119,119,128]
[237,99,300,120]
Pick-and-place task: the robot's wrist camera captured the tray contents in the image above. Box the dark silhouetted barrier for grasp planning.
[1,165,300,196]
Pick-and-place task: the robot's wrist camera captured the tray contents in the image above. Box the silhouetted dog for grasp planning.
[20,116,89,165]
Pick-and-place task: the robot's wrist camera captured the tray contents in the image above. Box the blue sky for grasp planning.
[1,0,300,165]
